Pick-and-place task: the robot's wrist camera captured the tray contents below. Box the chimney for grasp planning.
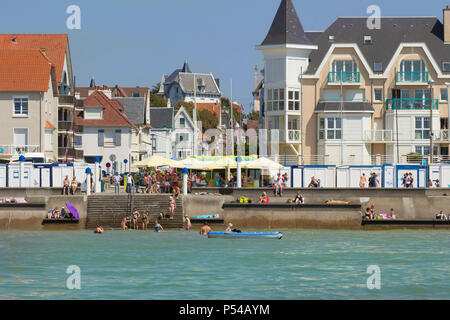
[445,5,450,44]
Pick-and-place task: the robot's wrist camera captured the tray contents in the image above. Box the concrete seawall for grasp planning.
[0,195,87,230]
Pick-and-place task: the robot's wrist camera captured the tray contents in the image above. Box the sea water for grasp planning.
[0,229,449,299]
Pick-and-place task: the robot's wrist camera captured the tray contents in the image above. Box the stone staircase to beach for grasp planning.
[86,194,184,230]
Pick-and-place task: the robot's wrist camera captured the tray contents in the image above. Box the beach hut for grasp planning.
[0,163,7,187]
[291,166,302,188]
[336,166,349,187]
[32,164,52,187]
[382,164,395,188]
[51,163,74,188]
[348,165,382,188]
[7,162,33,187]
[302,165,336,188]
[395,165,427,188]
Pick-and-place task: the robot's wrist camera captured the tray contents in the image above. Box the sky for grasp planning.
[1,0,449,113]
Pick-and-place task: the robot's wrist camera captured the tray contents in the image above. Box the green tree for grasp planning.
[246,111,259,121]
[150,93,167,108]
[198,109,219,132]
[174,101,194,117]
[151,82,160,94]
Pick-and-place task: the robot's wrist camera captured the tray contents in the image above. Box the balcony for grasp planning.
[58,121,73,131]
[432,130,450,142]
[58,147,84,160]
[396,71,429,84]
[0,145,40,157]
[277,130,301,143]
[363,130,393,143]
[386,99,439,111]
[328,72,360,84]
[58,95,75,105]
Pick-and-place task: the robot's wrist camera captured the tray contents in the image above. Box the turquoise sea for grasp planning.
[0,229,449,299]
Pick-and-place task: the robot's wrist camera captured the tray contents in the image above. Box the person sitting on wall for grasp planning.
[70,177,78,195]
[293,192,304,204]
[363,208,371,220]
[435,179,441,188]
[308,176,319,188]
[388,208,397,220]
[257,192,269,204]
[62,176,70,195]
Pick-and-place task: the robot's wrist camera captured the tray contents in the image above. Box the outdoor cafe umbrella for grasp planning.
[132,155,177,168]
[172,158,208,170]
[243,157,284,170]
[65,202,79,219]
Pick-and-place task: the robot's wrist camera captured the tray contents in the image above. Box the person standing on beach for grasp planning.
[131,208,139,230]
[141,212,149,230]
[199,222,211,235]
[359,173,366,188]
[121,217,128,230]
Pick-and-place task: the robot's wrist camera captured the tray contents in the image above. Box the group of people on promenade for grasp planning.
[62,176,78,195]
[400,172,415,188]
[363,204,397,220]
[359,173,380,188]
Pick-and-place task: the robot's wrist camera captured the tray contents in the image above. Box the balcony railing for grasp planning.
[386,99,439,110]
[58,95,75,105]
[363,130,393,142]
[432,129,450,142]
[0,144,40,156]
[58,121,73,131]
[328,72,360,84]
[396,71,429,83]
[288,130,301,142]
[58,147,84,160]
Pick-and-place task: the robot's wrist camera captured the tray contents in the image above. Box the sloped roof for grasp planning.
[0,34,68,83]
[150,108,173,129]
[0,49,54,92]
[76,91,135,127]
[113,97,146,125]
[177,73,221,95]
[305,17,450,75]
[261,0,312,46]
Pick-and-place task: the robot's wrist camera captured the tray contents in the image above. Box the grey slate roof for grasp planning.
[305,17,450,75]
[261,0,312,46]
[315,101,374,113]
[150,108,173,129]
[112,97,146,125]
[177,72,221,95]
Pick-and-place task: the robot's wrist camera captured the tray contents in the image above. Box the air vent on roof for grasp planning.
[374,62,383,72]
[443,61,450,72]
[364,35,372,44]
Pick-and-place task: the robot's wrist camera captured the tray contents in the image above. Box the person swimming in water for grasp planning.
[199,222,212,235]
[154,221,164,232]
[225,223,233,232]
[120,217,128,230]
[185,215,191,231]
[94,225,104,234]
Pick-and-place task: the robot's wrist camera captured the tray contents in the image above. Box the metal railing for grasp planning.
[0,144,40,156]
[328,71,360,84]
[432,129,450,142]
[386,98,439,110]
[58,121,73,131]
[363,130,393,142]
[58,148,84,159]
[396,71,429,83]
[370,155,394,165]
[288,130,301,142]
[58,95,75,105]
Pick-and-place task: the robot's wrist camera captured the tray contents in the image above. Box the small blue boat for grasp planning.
[207,231,283,239]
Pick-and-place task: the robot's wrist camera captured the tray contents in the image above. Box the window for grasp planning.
[176,133,189,143]
[288,119,299,130]
[415,116,430,140]
[266,88,285,111]
[319,117,342,140]
[415,145,430,156]
[374,89,382,102]
[441,88,448,101]
[74,135,82,146]
[84,108,103,120]
[132,92,140,97]
[179,118,185,128]
[287,90,300,111]
[14,97,29,116]
[328,35,335,42]
[330,60,358,82]
[443,62,450,72]
[374,62,383,72]
[268,116,279,129]
[399,60,427,82]
[364,35,372,44]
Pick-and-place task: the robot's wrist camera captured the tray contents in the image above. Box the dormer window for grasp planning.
[374,62,383,72]
[132,91,140,97]
[329,60,359,83]
[364,35,372,44]
[197,78,206,93]
[328,35,335,42]
[443,61,450,72]
[397,59,428,82]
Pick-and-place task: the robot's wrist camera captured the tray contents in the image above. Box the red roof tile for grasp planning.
[45,120,56,129]
[0,49,54,92]
[76,91,135,128]
[0,34,68,83]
